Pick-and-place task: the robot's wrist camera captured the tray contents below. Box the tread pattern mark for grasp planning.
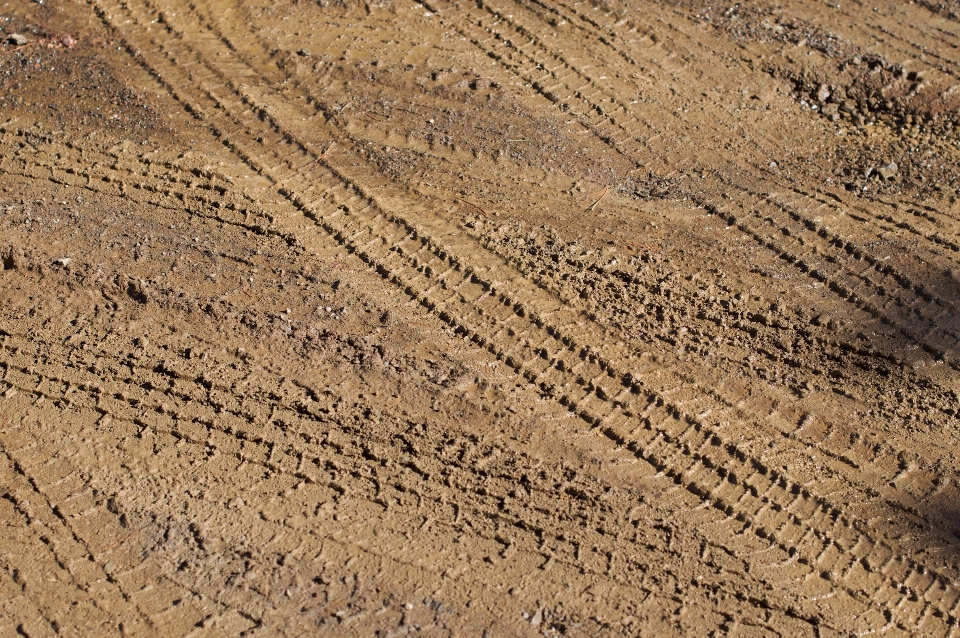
[21,1,955,631]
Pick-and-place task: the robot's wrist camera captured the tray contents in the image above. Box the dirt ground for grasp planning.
[2,0,960,635]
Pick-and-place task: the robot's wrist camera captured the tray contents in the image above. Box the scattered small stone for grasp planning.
[877,162,898,181]
[3,245,24,270]
[817,84,831,103]
[6,34,28,46]
[61,34,75,48]
[530,609,543,627]
[297,48,311,57]
[54,257,72,267]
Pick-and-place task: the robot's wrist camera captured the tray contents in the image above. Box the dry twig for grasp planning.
[584,185,609,211]
[312,142,336,168]
[2,36,73,56]
[319,141,336,159]
[455,198,488,217]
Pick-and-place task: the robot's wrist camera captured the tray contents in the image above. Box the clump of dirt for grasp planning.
[694,2,850,57]
[679,1,960,198]
[918,0,960,19]
[0,11,165,138]
[762,48,960,198]
[766,48,957,135]
[582,0,960,198]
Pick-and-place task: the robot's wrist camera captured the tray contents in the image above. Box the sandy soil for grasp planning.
[2,0,960,635]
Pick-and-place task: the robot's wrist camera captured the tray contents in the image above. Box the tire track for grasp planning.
[461,0,960,311]
[13,94,960,456]
[0,555,59,638]
[45,0,960,630]
[0,381,273,635]
[2,329,951,635]
[773,0,960,83]
[0,399,476,635]
[0,329,812,634]
[0,348,499,633]
[0,171,927,632]
[106,0,960,385]
[0,426,162,636]
[535,0,960,237]
[419,0,960,547]
[0,454,114,638]
[15,130,960,580]
[415,0,960,447]
[94,0,960,491]
[419,0,960,355]
[7,86,960,604]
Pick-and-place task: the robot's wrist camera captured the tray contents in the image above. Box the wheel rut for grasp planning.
[416,0,960,372]
[62,0,960,633]
[2,0,959,633]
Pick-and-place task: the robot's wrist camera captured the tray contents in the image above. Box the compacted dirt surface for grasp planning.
[3,0,960,635]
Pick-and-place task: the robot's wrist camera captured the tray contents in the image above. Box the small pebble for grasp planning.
[877,162,898,181]
[6,34,28,46]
